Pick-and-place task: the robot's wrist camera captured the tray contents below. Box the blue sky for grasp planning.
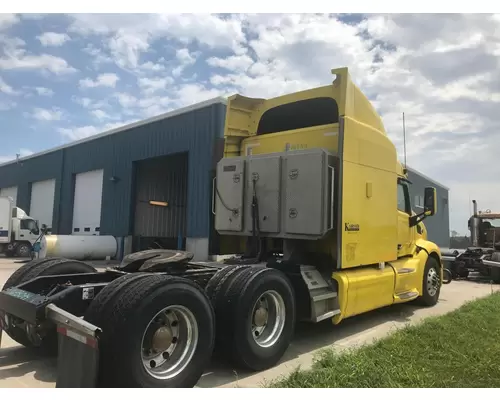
[0,13,499,234]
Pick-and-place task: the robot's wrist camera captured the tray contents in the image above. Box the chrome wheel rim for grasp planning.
[141,305,198,380]
[251,290,286,348]
[427,267,440,297]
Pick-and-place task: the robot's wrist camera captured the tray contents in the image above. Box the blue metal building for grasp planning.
[0,96,450,260]
[407,167,450,248]
[0,98,227,260]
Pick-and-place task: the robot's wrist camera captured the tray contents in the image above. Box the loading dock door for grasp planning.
[0,186,18,206]
[72,169,104,236]
[30,179,56,230]
[133,153,188,250]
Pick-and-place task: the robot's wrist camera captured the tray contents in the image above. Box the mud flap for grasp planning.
[45,304,102,388]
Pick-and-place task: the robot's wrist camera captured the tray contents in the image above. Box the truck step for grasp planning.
[314,309,341,323]
[395,291,419,301]
[300,265,340,323]
[312,292,338,302]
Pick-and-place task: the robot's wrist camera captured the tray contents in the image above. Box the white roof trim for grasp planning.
[0,96,228,168]
[406,165,450,191]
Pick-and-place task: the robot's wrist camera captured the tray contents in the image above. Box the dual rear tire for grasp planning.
[84,265,296,387]
[84,273,215,388]
[206,265,296,371]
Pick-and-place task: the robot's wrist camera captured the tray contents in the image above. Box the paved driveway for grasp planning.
[1,257,498,388]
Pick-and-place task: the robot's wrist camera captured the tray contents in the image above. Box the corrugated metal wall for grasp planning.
[407,169,450,248]
[133,152,188,238]
[0,150,64,229]
[0,101,226,239]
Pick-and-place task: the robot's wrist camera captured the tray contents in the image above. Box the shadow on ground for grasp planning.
[196,301,419,387]
[0,345,56,383]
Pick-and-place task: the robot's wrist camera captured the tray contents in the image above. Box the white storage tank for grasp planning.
[39,235,117,260]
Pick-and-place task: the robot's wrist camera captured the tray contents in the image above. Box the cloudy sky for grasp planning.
[0,13,499,234]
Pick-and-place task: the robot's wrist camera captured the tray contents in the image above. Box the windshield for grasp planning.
[20,218,39,233]
[487,219,500,228]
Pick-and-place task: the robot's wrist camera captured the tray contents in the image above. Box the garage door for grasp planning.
[72,169,104,236]
[0,186,18,206]
[30,179,56,230]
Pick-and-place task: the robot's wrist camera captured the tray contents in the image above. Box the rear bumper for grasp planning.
[0,287,48,325]
[0,291,102,388]
[0,288,102,388]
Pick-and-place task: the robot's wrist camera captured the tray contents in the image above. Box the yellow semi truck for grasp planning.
[0,67,442,388]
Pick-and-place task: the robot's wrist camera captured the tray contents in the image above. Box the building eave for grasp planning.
[0,96,228,169]
[406,165,450,191]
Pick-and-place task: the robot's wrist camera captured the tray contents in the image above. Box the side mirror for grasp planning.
[424,187,437,216]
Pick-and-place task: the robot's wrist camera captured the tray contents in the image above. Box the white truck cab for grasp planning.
[0,196,40,258]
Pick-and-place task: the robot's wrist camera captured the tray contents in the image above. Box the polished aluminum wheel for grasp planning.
[141,305,198,380]
[251,290,286,348]
[426,267,440,297]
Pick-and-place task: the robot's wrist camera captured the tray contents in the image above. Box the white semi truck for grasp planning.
[0,196,41,258]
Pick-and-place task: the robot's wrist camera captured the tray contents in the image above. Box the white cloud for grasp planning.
[0,148,34,164]
[172,48,198,78]
[207,54,254,72]
[72,96,110,111]
[67,14,246,70]
[0,100,16,110]
[91,109,111,120]
[58,119,139,141]
[0,35,77,74]
[32,107,62,121]
[35,86,54,96]
[58,125,100,140]
[79,73,120,89]
[37,32,70,47]
[114,92,137,108]
[138,77,174,94]
[83,44,113,67]
[139,61,166,72]
[0,53,76,75]
[0,14,19,31]
[176,48,196,65]
[0,76,18,95]
[169,83,227,108]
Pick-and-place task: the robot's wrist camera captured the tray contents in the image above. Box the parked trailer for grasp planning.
[0,67,445,388]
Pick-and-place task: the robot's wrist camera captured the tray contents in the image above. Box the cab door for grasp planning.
[397,180,413,258]
[19,218,40,244]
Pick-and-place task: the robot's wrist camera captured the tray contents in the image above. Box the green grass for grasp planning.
[270,292,500,388]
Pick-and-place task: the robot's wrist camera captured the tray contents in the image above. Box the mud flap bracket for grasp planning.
[45,304,102,388]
